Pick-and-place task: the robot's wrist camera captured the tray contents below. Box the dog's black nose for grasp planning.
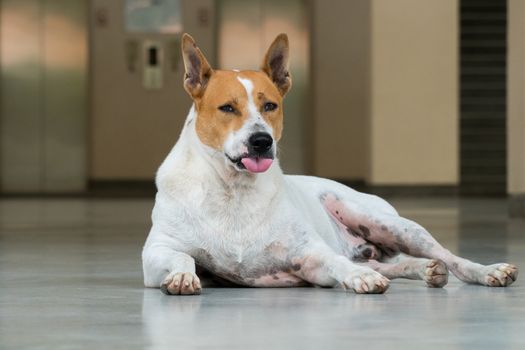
[249,132,273,153]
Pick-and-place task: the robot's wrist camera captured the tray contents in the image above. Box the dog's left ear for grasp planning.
[261,33,292,96]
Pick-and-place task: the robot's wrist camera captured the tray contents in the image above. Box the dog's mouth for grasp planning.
[226,154,274,173]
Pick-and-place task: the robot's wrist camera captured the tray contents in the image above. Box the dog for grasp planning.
[142,33,518,295]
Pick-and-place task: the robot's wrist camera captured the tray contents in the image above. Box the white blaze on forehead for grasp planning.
[237,77,258,116]
[236,76,273,136]
[237,77,254,102]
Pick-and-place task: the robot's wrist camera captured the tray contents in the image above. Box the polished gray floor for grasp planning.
[0,197,523,349]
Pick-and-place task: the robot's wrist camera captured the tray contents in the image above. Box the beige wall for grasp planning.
[369,0,458,185]
[311,0,370,179]
[90,0,216,180]
[311,0,458,185]
[508,0,525,195]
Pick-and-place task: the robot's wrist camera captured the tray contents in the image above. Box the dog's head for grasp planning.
[181,33,291,174]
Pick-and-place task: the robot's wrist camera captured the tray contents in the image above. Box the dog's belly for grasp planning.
[206,270,307,288]
[251,272,307,287]
[198,263,307,287]
[193,248,308,287]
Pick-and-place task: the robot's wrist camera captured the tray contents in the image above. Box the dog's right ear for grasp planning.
[181,33,213,98]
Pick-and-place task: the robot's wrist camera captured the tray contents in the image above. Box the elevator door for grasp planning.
[0,0,88,193]
[217,0,309,174]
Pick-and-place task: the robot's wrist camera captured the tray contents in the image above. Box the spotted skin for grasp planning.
[321,192,518,287]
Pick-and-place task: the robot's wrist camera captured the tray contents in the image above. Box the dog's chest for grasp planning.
[182,182,277,237]
[192,213,275,266]
[188,211,300,286]
[165,172,305,285]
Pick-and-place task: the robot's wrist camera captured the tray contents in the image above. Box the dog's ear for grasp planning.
[261,33,292,96]
[181,33,213,98]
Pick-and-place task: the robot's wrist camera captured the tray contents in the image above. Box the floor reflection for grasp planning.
[0,197,523,349]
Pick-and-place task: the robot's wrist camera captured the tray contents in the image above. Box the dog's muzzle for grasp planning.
[227,132,274,173]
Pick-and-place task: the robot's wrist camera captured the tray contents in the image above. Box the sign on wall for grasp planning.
[125,0,182,33]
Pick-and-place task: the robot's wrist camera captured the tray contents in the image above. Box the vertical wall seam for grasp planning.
[39,0,46,191]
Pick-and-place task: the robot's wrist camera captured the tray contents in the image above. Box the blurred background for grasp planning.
[0,0,524,216]
[1,2,525,348]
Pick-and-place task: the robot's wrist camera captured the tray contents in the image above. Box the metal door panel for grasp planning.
[0,0,42,192]
[217,0,309,174]
[262,0,309,175]
[218,0,262,69]
[42,0,87,191]
[0,0,87,193]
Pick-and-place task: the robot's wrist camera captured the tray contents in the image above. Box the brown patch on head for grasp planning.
[239,71,284,141]
[194,70,284,150]
[180,33,289,151]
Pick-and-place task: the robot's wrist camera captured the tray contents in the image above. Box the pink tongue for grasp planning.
[241,157,273,173]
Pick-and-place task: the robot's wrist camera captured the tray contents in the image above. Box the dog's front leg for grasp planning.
[143,243,201,295]
[289,243,390,294]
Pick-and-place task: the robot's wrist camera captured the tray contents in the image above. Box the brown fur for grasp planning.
[194,70,283,150]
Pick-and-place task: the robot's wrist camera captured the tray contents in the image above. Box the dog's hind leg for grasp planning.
[321,192,518,287]
[142,242,202,295]
[359,254,449,288]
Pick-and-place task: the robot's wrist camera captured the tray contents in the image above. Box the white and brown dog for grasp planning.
[142,33,518,295]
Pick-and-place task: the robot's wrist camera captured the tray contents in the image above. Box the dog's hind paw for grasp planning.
[483,263,518,287]
[161,272,202,295]
[423,259,448,288]
[342,269,390,294]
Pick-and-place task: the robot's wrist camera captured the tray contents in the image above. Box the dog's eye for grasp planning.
[263,102,278,112]
[218,104,235,113]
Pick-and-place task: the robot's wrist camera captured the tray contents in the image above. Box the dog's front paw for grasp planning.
[483,263,518,287]
[161,272,202,295]
[342,269,390,294]
[423,259,448,288]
